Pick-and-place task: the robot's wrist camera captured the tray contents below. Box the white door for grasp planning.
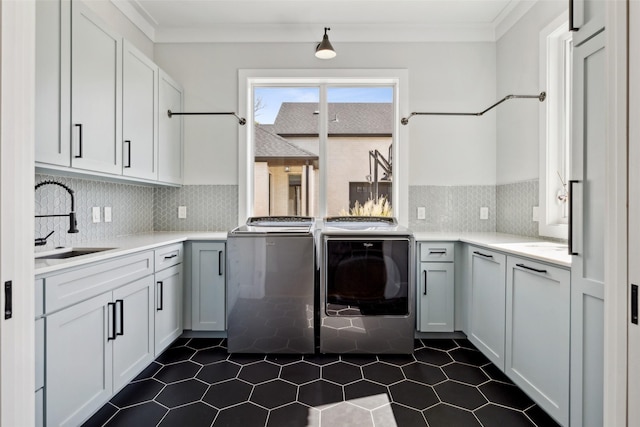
[1,1,37,425]
[46,292,113,427]
[71,1,122,174]
[155,264,183,356]
[122,40,158,180]
[418,262,454,332]
[158,70,183,184]
[113,276,154,391]
[468,247,506,371]
[192,242,226,331]
[570,30,605,427]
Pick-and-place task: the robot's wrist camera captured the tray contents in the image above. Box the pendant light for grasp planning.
[315,27,336,59]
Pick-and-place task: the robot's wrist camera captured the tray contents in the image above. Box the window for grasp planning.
[539,14,572,239]
[239,70,408,223]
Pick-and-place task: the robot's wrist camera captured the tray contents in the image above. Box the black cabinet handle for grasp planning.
[428,250,447,255]
[218,251,223,276]
[124,140,131,168]
[157,281,164,311]
[164,254,178,260]
[74,124,83,158]
[568,180,580,255]
[516,263,548,274]
[473,251,493,259]
[107,302,116,341]
[569,0,577,31]
[423,270,428,296]
[116,299,124,336]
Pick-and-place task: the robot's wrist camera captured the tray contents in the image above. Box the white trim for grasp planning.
[605,1,628,426]
[538,12,570,240]
[110,0,156,41]
[494,0,538,41]
[238,69,409,226]
[0,0,36,425]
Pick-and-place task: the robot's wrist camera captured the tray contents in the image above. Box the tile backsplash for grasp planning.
[35,174,154,250]
[409,185,497,232]
[153,185,238,232]
[35,173,545,250]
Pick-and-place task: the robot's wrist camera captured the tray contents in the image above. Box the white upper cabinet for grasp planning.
[158,71,184,185]
[122,41,158,180]
[35,0,70,167]
[570,0,605,46]
[71,1,123,174]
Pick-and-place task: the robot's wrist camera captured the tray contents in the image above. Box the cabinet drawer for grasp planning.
[35,317,44,391]
[44,251,154,313]
[420,242,454,262]
[155,243,183,271]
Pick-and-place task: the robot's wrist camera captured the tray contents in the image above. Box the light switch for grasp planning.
[480,207,489,220]
[178,206,187,219]
[104,207,112,223]
[417,206,426,220]
[92,207,101,223]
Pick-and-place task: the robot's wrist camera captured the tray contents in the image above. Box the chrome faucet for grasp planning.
[35,181,79,239]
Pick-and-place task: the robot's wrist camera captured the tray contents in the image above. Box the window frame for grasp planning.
[539,13,571,240]
[238,69,409,225]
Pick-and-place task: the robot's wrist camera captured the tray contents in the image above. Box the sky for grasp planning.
[254,86,393,124]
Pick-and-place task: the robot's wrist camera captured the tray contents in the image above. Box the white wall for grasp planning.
[496,0,567,185]
[154,41,497,186]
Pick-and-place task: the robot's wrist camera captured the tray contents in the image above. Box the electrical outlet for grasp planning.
[92,206,101,223]
[104,207,112,223]
[480,207,489,220]
[178,206,187,219]
[417,206,426,220]
[532,206,539,222]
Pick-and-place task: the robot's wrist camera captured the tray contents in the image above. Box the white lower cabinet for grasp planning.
[506,256,570,426]
[190,242,226,331]
[46,291,114,427]
[155,264,183,356]
[417,243,455,332]
[468,246,507,371]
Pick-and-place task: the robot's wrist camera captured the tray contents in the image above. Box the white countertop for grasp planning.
[35,230,570,276]
[413,232,571,267]
[35,231,228,276]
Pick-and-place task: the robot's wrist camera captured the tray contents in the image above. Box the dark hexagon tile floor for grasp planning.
[82,337,561,427]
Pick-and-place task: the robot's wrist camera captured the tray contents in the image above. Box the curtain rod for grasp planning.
[401,92,546,125]
[167,110,247,125]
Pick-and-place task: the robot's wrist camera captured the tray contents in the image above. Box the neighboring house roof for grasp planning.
[272,102,393,136]
[254,125,318,159]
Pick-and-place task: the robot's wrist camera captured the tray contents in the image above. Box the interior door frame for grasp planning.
[605,1,629,425]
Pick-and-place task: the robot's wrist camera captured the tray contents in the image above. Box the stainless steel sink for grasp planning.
[35,247,115,260]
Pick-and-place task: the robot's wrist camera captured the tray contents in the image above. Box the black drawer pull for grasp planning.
[473,251,493,258]
[218,251,223,276]
[116,299,124,336]
[428,250,447,255]
[163,254,178,260]
[423,270,428,295]
[107,302,116,341]
[157,281,164,311]
[516,263,547,274]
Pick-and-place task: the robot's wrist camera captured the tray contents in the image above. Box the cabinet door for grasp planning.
[35,0,70,166]
[71,1,122,174]
[46,292,113,427]
[570,31,605,427]
[112,276,155,391]
[506,257,570,426]
[191,242,226,331]
[468,247,506,371]
[571,0,605,46]
[122,40,158,180]
[418,262,454,332]
[155,264,184,356]
[158,70,183,184]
